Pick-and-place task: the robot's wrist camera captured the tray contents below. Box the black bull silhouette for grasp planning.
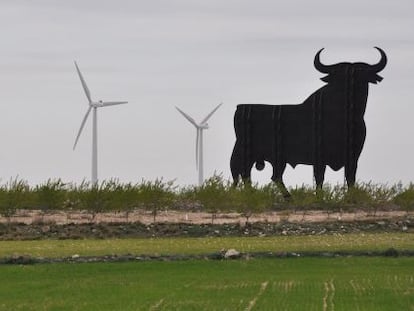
[230,47,387,195]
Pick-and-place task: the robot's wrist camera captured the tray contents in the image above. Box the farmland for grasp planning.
[0,233,413,259]
[0,232,413,310]
[0,179,413,310]
[0,257,413,310]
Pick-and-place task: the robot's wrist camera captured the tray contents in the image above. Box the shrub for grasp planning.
[288,184,318,214]
[231,183,273,225]
[34,179,67,218]
[0,178,30,222]
[343,183,373,206]
[138,179,175,222]
[74,180,117,221]
[315,184,345,218]
[393,183,414,215]
[115,182,141,222]
[193,174,231,223]
[0,177,413,223]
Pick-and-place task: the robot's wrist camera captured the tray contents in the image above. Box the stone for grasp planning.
[224,249,240,259]
[41,225,50,233]
[8,254,34,264]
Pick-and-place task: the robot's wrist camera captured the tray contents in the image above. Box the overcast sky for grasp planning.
[0,0,413,187]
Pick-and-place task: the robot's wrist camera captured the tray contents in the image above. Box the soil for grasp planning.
[0,209,412,240]
[1,208,411,225]
[1,209,412,264]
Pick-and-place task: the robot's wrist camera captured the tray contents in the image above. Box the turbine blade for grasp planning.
[74,61,92,103]
[101,101,128,107]
[73,107,92,150]
[196,129,199,170]
[201,103,222,125]
[175,106,198,128]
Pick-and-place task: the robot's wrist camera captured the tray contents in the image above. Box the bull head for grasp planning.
[314,47,387,84]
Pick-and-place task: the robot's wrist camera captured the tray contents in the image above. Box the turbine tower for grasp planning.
[73,61,127,186]
[175,103,222,186]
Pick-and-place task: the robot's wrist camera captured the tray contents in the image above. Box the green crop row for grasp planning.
[1,234,412,258]
[1,258,413,310]
[0,175,413,221]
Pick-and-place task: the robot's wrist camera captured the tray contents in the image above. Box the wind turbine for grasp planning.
[175,103,222,186]
[73,61,127,186]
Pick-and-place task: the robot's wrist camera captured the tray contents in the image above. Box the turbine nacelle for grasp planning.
[199,123,209,130]
[90,100,104,107]
[89,100,128,108]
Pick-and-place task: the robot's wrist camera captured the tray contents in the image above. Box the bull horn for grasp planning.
[314,48,335,73]
[370,47,387,72]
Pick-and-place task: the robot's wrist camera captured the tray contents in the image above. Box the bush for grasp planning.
[115,182,141,222]
[138,179,175,222]
[73,180,116,221]
[343,184,373,206]
[230,183,274,224]
[34,179,67,217]
[0,178,30,221]
[288,184,319,213]
[393,183,414,214]
[193,174,231,223]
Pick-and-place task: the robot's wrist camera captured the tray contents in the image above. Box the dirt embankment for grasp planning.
[0,214,412,240]
[1,209,411,225]
[3,248,414,265]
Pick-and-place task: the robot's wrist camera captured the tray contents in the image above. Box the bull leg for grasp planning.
[313,164,326,189]
[240,161,254,186]
[230,164,241,187]
[345,161,357,188]
[231,173,240,187]
[230,158,253,187]
[230,145,244,186]
[271,162,290,199]
[313,164,326,200]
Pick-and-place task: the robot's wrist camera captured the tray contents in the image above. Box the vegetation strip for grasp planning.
[1,178,413,223]
[0,233,414,257]
[1,248,414,265]
[1,233,413,257]
[0,218,412,240]
[1,232,413,264]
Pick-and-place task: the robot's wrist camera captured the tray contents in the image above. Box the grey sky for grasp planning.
[0,0,413,187]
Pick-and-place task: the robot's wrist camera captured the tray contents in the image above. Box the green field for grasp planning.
[0,257,413,310]
[0,233,413,258]
[0,233,413,310]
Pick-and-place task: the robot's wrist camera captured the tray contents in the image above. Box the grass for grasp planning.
[0,257,412,310]
[0,225,412,310]
[0,233,412,258]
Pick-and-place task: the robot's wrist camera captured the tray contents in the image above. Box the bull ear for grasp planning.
[367,73,383,84]
[320,75,330,83]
